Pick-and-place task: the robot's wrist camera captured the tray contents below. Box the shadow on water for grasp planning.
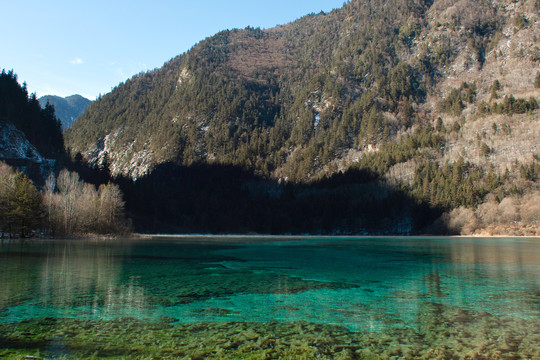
[112,162,446,235]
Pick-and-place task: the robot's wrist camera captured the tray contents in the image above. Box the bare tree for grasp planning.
[476,200,499,226]
[498,197,520,224]
[56,169,84,235]
[43,173,56,226]
[445,207,479,235]
[520,193,540,225]
[42,169,129,236]
[79,183,99,232]
[98,183,125,233]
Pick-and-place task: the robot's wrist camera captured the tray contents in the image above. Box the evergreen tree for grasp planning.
[8,173,44,236]
[0,164,43,237]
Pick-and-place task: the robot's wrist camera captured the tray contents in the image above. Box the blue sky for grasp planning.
[1,0,346,100]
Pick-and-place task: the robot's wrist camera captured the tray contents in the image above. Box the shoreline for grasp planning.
[3,233,539,243]
[140,233,540,240]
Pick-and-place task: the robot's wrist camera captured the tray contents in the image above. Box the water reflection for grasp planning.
[1,237,539,327]
[0,242,38,309]
[445,238,540,319]
[0,240,150,319]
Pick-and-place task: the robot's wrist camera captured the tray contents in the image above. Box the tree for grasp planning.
[98,183,125,233]
[79,183,99,232]
[44,169,128,235]
[43,172,56,225]
[56,169,84,234]
[480,142,491,158]
[0,163,16,236]
[390,62,415,101]
[0,169,43,237]
[489,80,500,101]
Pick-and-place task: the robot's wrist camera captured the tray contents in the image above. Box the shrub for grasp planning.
[498,197,520,223]
[520,193,540,224]
[445,207,479,235]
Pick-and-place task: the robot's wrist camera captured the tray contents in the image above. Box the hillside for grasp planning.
[0,119,56,181]
[65,0,539,235]
[38,94,92,129]
[0,70,65,183]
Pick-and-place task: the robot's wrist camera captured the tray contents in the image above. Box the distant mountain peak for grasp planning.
[38,94,92,130]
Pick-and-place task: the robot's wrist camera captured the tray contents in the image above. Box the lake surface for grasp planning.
[0,236,539,359]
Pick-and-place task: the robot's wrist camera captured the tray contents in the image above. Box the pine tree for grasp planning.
[5,172,43,237]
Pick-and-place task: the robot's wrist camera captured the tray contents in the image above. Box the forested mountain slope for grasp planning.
[1,71,64,159]
[0,70,65,183]
[66,0,539,235]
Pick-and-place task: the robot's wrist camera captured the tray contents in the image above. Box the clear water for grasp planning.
[1,236,539,358]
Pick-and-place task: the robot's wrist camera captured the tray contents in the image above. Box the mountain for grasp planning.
[38,94,91,129]
[66,0,539,235]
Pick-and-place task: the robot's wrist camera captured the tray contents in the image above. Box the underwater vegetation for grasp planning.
[1,238,539,359]
[0,240,357,310]
[1,301,539,360]
[132,265,356,307]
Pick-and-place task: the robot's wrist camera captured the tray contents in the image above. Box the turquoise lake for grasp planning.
[0,236,539,359]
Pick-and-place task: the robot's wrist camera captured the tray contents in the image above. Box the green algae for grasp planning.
[1,302,539,360]
[113,245,358,307]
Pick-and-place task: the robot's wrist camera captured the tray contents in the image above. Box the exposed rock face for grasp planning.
[85,128,154,180]
[0,120,55,182]
[0,120,43,162]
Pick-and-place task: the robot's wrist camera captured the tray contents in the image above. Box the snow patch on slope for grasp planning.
[86,128,154,180]
[0,121,43,162]
[0,120,56,181]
